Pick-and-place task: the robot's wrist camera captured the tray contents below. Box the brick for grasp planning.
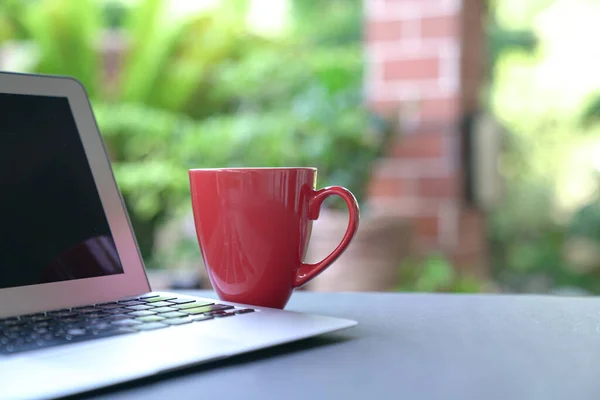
[392,133,445,159]
[414,216,440,237]
[417,177,456,198]
[447,208,489,278]
[421,15,459,38]
[366,20,404,42]
[419,96,460,121]
[382,57,440,81]
[460,209,485,230]
[402,20,421,39]
[458,210,486,250]
[373,0,451,19]
[367,177,413,198]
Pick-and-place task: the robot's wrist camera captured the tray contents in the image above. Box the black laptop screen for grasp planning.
[0,93,125,289]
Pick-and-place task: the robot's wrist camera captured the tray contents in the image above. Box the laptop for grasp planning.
[0,72,356,400]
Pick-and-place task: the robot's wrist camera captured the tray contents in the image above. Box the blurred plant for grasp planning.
[582,93,600,127]
[0,0,260,262]
[207,0,393,210]
[210,45,393,209]
[291,0,362,46]
[0,0,385,267]
[396,254,485,293]
[559,180,600,292]
[486,0,600,294]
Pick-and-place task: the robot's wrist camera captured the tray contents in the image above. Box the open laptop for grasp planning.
[0,72,356,400]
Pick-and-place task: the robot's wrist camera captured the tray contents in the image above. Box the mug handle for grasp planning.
[293,186,360,288]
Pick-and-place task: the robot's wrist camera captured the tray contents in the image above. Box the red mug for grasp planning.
[189,167,360,309]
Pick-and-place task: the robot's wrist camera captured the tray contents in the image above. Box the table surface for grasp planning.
[81,290,600,400]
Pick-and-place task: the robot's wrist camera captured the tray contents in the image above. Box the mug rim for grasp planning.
[189,167,317,172]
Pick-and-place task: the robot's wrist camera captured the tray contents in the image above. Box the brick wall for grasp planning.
[364,0,488,277]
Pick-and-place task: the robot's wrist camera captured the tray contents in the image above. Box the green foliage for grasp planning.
[569,192,600,241]
[20,0,102,94]
[486,0,540,86]
[1,0,382,267]
[290,0,362,46]
[487,0,600,294]
[397,254,485,293]
[582,93,600,126]
[0,0,31,42]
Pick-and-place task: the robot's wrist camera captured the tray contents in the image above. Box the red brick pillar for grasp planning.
[365,0,488,277]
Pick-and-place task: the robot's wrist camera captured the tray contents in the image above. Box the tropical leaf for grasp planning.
[20,0,101,95]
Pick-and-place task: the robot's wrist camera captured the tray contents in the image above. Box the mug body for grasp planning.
[189,167,316,308]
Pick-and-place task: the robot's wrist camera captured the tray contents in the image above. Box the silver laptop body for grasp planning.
[0,72,356,400]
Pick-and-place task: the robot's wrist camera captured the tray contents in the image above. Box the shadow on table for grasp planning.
[69,333,353,399]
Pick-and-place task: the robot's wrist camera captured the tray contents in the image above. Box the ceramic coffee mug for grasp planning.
[189,167,359,309]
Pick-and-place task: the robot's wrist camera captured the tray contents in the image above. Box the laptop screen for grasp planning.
[0,93,125,289]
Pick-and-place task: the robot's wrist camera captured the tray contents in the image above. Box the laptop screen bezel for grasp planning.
[0,72,150,318]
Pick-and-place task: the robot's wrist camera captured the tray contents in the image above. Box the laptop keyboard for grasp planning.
[0,294,255,355]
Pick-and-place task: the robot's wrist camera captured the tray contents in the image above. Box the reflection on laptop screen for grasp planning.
[0,93,124,289]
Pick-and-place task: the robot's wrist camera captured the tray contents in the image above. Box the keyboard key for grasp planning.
[136,316,165,323]
[144,296,177,303]
[47,309,71,315]
[4,326,24,333]
[133,323,168,331]
[56,312,78,319]
[152,307,177,313]
[138,294,160,299]
[160,312,187,319]
[95,301,118,306]
[111,319,142,326]
[126,305,154,311]
[168,298,196,305]
[146,301,174,307]
[21,313,46,319]
[203,312,221,318]
[83,313,106,320]
[2,319,27,327]
[184,307,211,315]
[110,314,134,321]
[206,304,234,311]
[89,320,113,333]
[163,318,193,326]
[235,309,255,314]
[117,295,140,301]
[214,313,235,318]
[177,301,214,310]
[29,316,51,323]
[60,317,83,324]
[87,327,137,338]
[118,300,145,306]
[77,310,101,316]
[184,304,234,315]
[191,315,214,322]
[4,331,21,340]
[128,310,156,317]
[96,304,122,310]
[103,308,130,314]
[73,305,96,311]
